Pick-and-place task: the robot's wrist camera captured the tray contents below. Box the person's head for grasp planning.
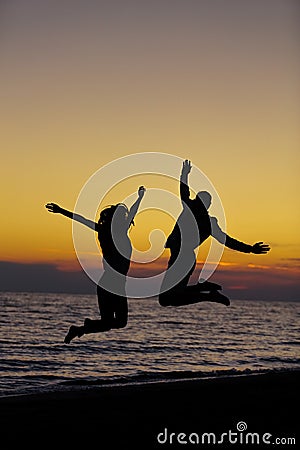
[98,203,132,227]
[194,191,212,210]
[113,203,128,222]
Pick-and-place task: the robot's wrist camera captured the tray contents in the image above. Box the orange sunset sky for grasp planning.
[0,0,299,300]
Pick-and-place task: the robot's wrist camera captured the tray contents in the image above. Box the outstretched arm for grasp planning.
[211,218,270,254]
[127,186,146,226]
[180,159,192,204]
[45,203,97,231]
[225,237,270,254]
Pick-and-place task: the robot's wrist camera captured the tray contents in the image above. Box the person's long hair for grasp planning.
[98,203,135,228]
[97,203,133,274]
[98,204,121,227]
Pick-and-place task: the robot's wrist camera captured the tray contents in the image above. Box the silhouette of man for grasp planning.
[159,160,270,307]
[46,186,146,343]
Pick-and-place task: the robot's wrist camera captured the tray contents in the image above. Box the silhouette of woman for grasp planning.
[45,186,146,343]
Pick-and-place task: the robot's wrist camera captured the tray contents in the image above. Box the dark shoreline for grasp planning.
[0,370,298,448]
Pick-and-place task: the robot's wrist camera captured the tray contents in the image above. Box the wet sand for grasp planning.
[0,370,298,449]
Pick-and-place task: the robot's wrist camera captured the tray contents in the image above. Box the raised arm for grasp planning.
[127,186,146,227]
[211,217,271,254]
[45,203,97,231]
[180,159,192,204]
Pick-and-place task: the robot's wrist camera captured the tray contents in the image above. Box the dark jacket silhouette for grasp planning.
[159,160,270,307]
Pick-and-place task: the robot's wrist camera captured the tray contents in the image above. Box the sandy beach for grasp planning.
[0,370,298,449]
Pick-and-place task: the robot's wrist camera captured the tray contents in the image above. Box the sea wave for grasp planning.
[1,366,300,399]
[57,366,300,388]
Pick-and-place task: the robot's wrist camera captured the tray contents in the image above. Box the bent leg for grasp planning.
[83,318,112,334]
[159,247,196,306]
[159,246,195,305]
[83,286,115,334]
[111,295,128,329]
[159,276,230,308]
[163,287,230,307]
[64,286,126,342]
[159,247,229,307]
[83,286,129,334]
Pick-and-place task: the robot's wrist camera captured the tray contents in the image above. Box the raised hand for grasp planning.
[45,203,62,214]
[182,159,192,174]
[138,186,146,198]
[252,242,271,254]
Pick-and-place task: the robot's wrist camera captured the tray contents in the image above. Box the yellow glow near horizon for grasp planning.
[0,1,299,285]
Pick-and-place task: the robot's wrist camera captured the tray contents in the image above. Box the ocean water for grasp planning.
[0,292,299,396]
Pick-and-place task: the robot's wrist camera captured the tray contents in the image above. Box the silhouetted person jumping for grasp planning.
[46,186,146,343]
[159,160,270,307]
